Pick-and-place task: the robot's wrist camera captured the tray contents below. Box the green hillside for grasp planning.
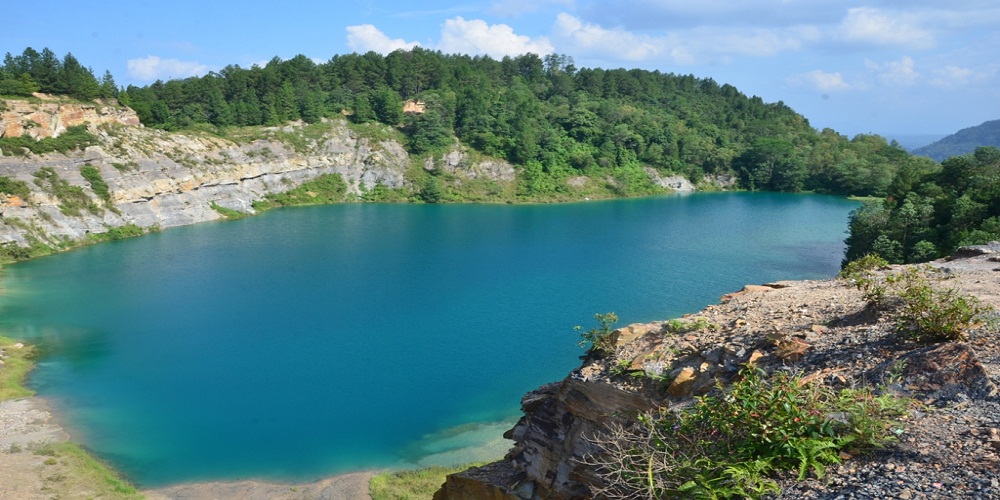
[4,47,935,199]
[912,119,1000,161]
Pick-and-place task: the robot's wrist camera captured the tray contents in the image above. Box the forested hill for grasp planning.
[3,47,934,198]
[912,119,1000,162]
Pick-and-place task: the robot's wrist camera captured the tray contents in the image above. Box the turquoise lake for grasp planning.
[0,192,858,487]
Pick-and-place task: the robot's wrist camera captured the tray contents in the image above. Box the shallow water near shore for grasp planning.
[0,192,857,487]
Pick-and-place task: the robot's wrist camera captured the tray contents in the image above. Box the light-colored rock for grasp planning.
[1,95,139,139]
[667,366,698,396]
[644,167,695,192]
[0,104,511,248]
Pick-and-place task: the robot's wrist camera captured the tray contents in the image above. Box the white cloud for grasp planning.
[554,13,672,62]
[553,14,814,65]
[840,8,935,48]
[346,24,420,54]
[928,64,997,88]
[438,17,554,57]
[126,56,209,82]
[787,70,851,91]
[865,56,920,85]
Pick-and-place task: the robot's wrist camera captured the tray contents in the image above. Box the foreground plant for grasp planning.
[575,312,619,356]
[840,255,992,342]
[585,366,910,499]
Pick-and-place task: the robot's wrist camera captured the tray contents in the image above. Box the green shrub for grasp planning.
[0,125,97,156]
[588,366,910,499]
[33,167,99,216]
[209,202,249,220]
[261,173,349,207]
[895,278,990,342]
[85,224,146,244]
[841,261,992,342]
[575,312,619,355]
[80,165,111,202]
[839,253,891,307]
[0,175,31,199]
[0,240,53,262]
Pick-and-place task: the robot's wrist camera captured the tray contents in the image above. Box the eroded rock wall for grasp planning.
[0,119,416,246]
[0,95,140,139]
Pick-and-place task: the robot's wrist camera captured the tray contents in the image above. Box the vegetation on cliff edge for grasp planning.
[844,146,1000,265]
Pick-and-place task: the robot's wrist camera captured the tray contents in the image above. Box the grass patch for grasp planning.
[0,125,97,156]
[0,336,36,401]
[210,202,250,220]
[30,442,141,498]
[80,164,112,203]
[0,175,32,199]
[85,224,147,244]
[111,161,139,172]
[254,173,349,209]
[370,462,490,500]
[345,120,407,145]
[33,166,100,216]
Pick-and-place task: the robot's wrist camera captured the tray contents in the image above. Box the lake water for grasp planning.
[0,192,857,487]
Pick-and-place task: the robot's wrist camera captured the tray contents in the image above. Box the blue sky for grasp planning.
[5,0,999,141]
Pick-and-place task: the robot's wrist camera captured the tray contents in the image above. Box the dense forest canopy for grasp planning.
[3,47,935,199]
[844,146,1000,265]
[120,49,937,197]
[0,47,117,100]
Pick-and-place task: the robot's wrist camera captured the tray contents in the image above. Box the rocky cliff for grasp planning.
[436,249,1000,499]
[0,99,518,250]
[0,94,141,139]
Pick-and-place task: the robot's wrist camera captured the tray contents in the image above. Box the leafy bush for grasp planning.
[0,175,31,199]
[575,312,619,355]
[840,260,992,342]
[587,366,910,499]
[839,254,891,307]
[0,240,53,262]
[85,224,145,244]
[895,278,990,342]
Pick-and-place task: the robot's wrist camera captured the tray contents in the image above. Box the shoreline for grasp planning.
[1,333,510,499]
[143,471,376,500]
[0,395,376,499]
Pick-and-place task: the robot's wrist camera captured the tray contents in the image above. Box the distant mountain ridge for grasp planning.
[912,119,1000,161]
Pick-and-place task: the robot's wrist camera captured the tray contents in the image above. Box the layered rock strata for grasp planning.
[0,100,519,248]
[0,95,140,139]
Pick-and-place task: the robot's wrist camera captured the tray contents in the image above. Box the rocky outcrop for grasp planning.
[1,95,140,139]
[644,167,695,192]
[438,254,1000,499]
[426,149,517,182]
[0,117,419,246]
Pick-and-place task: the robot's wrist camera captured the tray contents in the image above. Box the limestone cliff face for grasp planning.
[0,95,140,139]
[0,100,516,248]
